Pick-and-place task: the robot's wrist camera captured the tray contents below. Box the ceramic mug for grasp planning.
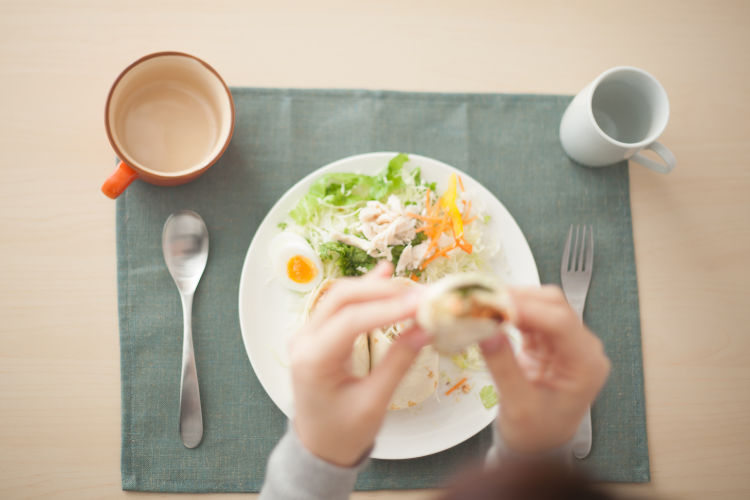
[102,52,235,198]
[559,66,676,174]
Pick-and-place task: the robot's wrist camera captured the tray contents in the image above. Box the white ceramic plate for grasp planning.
[239,152,539,459]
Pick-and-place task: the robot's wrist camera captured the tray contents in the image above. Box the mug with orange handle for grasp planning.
[102,52,235,199]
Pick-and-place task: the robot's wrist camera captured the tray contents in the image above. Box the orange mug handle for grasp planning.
[102,160,139,199]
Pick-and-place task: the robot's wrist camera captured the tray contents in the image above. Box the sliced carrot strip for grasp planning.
[456,238,473,253]
[463,200,472,217]
[446,377,467,395]
[458,175,465,192]
[425,237,440,258]
[406,212,430,222]
[421,242,457,269]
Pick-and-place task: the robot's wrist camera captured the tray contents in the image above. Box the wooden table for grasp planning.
[1,1,748,498]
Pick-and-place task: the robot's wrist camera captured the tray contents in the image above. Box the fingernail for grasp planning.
[479,333,509,354]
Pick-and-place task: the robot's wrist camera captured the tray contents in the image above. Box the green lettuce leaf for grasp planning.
[479,385,499,409]
[391,245,406,267]
[289,153,411,225]
[411,166,421,185]
[319,242,377,277]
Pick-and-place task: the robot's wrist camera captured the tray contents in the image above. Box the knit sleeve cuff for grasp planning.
[259,423,370,500]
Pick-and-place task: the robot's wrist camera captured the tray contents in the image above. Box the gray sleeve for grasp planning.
[259,423,369,500]
[485,423,575,469]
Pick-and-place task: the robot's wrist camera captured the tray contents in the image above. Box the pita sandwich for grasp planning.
[416,273,513,353]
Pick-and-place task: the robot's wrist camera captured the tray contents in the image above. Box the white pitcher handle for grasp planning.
[630,141,676,174]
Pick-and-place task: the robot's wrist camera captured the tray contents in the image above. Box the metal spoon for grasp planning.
[162,210,209,449]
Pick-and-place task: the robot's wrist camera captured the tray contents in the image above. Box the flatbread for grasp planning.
[370,327,439,409]
[303,278,338,321]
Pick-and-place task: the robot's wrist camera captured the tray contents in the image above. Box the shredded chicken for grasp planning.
[328,230,371,252]
[358,195,418,254]
[330,195,422,264]
[395,242,430,274]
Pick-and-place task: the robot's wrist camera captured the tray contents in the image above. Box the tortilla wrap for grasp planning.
[369,327,439,409]
[369,277,439,409]
[351,333,370,378]
[416,273,513,353]
[305,278,370,378]
[303,277,338,321]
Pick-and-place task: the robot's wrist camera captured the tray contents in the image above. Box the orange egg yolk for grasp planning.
[287,255,318,284]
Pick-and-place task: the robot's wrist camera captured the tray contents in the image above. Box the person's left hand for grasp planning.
[289,262,429,467]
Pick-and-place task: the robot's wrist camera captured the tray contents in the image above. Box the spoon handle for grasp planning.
[179,293,203,448]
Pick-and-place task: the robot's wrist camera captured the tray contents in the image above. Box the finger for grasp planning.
[507,289,580,341]
[309,278,413,329]
[363,327,430,406]
[480,332,531,401]
[317,290,421,361]
[521,331,553,361]
[508,285,568,306]
[363,261,394,281]
[515,348,549,382]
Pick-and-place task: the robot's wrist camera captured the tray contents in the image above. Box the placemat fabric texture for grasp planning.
[117,88,650,492]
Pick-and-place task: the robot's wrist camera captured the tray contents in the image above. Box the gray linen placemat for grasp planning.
[117,88,650,492]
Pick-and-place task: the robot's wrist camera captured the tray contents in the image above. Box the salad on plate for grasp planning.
[271,153,500,283]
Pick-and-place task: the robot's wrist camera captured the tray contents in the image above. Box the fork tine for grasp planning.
[561,225,573,273]
[585,225,594,272]
[577,225,586,272]
[571,225,580,271]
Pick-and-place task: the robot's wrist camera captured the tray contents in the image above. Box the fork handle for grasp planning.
[179,292,203,449]
[572,408,592,458]
[571,307,592,459]
[571,303,584,319]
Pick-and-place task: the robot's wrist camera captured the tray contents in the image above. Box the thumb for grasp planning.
[480,332,530,402]
[365,328,430,406]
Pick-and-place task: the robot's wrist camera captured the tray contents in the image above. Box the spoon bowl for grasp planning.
[163,211,209,294]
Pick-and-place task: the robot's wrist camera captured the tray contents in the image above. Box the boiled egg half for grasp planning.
[269,232,324,292]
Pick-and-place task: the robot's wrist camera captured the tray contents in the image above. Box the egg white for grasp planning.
[268,232,309,257]
[271,235,324,292]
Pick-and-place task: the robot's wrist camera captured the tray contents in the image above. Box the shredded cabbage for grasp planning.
[451,344,487,371]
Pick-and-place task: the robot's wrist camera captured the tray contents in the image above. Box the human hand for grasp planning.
[289,262,430,467]
[480,286,611,454]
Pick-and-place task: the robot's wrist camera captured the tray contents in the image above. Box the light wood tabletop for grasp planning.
[1,1,749,499]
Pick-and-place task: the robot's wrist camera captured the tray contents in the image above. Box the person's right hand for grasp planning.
[480,286,611,454]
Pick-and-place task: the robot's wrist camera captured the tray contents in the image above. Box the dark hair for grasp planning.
[440,461,643,500]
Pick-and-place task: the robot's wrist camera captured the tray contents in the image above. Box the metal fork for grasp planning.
[561,224,594,459]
